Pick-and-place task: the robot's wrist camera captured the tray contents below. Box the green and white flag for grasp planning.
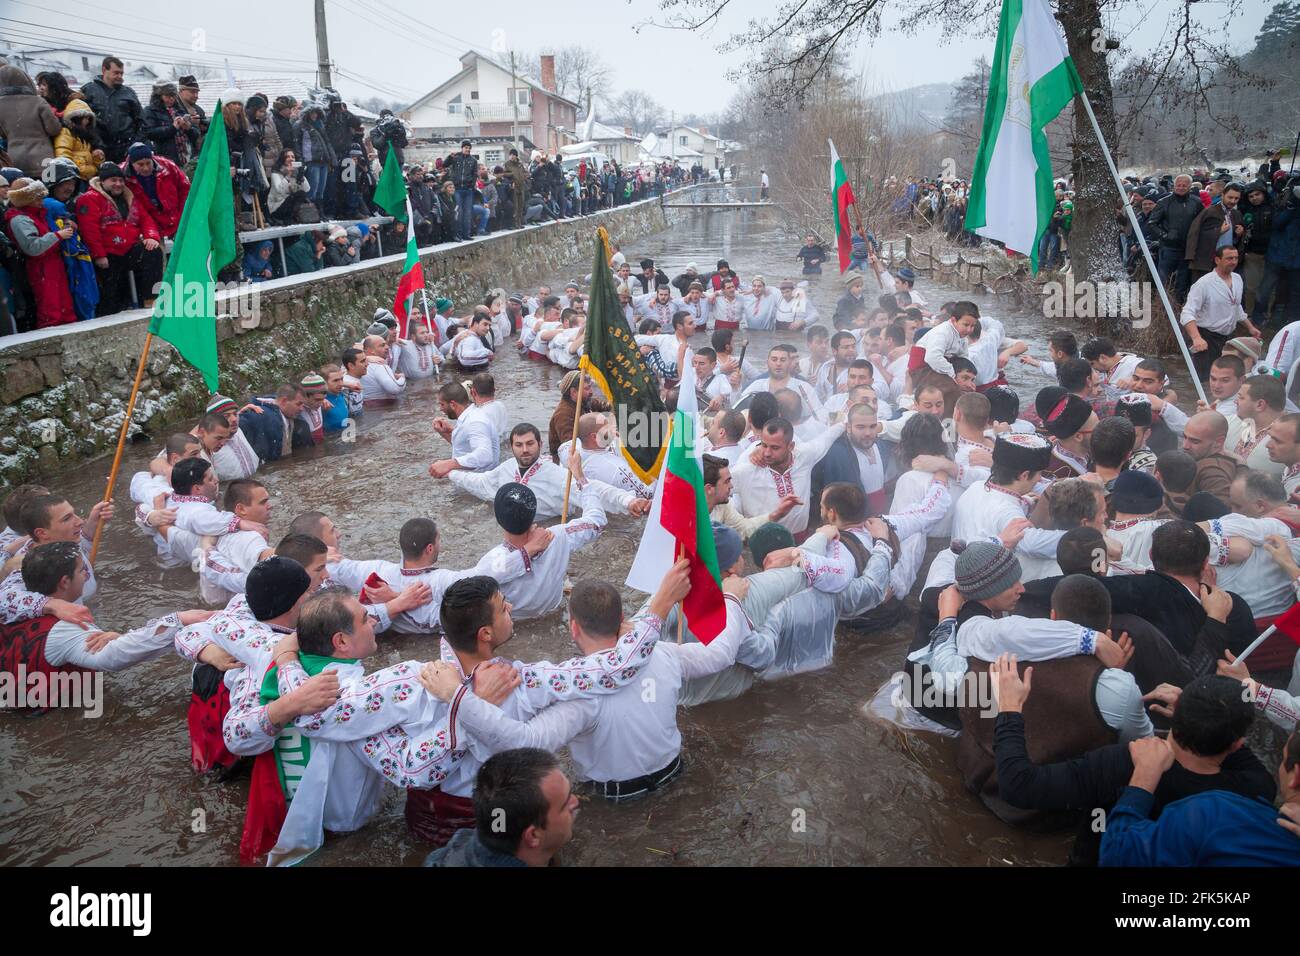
[964,0,1082,272]
[148,99,237,391]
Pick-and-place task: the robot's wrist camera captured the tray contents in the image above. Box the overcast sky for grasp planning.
[1,0,1274,114]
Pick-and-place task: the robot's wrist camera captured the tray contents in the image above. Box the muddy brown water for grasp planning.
[2,209,1130,867]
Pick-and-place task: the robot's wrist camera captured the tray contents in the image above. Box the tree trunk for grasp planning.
[1057,0,1125,286]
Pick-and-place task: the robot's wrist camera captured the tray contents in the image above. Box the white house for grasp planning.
[402,52,580,155]
[656,124,727,170]
[0,43,160,89]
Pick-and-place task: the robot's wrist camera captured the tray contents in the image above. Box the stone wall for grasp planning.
[0,196,676,490]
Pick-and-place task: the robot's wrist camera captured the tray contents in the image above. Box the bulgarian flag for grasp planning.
[963,0,1082,272]
[625,357,726,643]
[371,148,427,337]
[829,139,857,274]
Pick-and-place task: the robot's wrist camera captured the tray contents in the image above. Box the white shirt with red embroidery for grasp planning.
[478,481,607,621]
[729,423,845,532]
[448,456,638,518]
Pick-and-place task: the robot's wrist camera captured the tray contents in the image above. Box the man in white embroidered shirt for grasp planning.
[730,416,846,537]
[1180,245,1261,382]
[359,334,406,406]
[421,558,750,802]
[429,381,500,478]
[446,422,651,519]
[478,462,606,621]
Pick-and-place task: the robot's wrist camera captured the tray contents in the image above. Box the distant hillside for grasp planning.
[871,82,955,130]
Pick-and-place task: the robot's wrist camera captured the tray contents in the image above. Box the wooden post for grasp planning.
[559,368,587,524]
[90,332,154,563]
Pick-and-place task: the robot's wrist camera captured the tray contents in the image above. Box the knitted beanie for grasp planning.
[953,540,1022,601]
[749,521,795,569]
[1111,470,1163,515]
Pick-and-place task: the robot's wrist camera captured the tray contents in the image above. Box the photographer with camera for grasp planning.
[141,82,199,169]
[369,109,407,168]
[268,149,311,226]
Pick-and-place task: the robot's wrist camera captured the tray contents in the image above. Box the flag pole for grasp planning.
[90,331,154,563]
[1075,91,1208,406]
[675,539,685,645]
[1233,625,1276,665]
[560,368,587,524]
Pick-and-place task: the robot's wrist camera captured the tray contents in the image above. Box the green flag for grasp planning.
[579,229,667,483]
[147,100,237,391]
[372,147,425,335]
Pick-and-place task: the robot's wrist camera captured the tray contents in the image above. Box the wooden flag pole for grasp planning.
[559,368,587,524]
[90,332,154,563]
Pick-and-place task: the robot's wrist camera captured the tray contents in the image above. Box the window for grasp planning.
[81,56,89,70]
[448,94,462,115]
[679,136,688,146]
[470,90,479,100]
[514,88,530,107]
[485,149,502,163]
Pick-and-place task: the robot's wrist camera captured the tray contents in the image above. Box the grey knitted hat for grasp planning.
[953,540,1021,601]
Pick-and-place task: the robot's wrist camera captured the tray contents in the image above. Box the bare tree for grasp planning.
[493,46,614,113]
[647,0,1275,285]
[606,89,667,136]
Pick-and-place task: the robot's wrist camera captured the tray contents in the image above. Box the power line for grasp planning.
[0,27,315,78]
[4,0,317,65]
[0,18,318,67]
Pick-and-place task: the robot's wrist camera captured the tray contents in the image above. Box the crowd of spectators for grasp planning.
[0,55,690,335]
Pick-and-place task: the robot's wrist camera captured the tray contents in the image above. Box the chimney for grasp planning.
[539,54,557,93]
[624,126,634,137]
[700,125,708,136]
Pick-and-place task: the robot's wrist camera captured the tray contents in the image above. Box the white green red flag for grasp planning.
[625,358,725,643]
[829,139,857,274]
[371,147,427,337]
[963,0,1082,272]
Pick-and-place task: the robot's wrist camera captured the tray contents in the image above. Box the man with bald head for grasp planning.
[360,334,406,406]
[1182,410,1242,499]
[559,412,654,499]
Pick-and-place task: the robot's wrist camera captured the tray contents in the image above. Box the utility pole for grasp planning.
[510,51,520,155]
[670,110,675,165]
[314,0,333,89]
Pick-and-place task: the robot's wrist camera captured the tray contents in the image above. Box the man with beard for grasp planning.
[445,423,650,518]
[631,257,670,296]
[808,402,888,521]
[730,417,846,536]
[399,322,444,380]
[359,334,406,406]
[428,381,499,478]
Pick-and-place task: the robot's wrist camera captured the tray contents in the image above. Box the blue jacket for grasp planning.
[321,391,349,432]
[808,433,864,530]
[423,828,527,867]
[238,397,314,463]
[1267,204,1300,270]
[1100,786,1300,866]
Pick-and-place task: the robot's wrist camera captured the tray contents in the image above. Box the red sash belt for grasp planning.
[405,787,475,847]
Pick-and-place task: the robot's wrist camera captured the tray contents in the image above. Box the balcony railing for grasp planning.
[459,102,532,123]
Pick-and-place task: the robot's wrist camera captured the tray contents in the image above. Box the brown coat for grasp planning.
[1184,202,1242,272]
[0,65,61,177]
[1189,451,1242,500]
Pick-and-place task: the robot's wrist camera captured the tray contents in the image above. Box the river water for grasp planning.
[2,209,1092,867]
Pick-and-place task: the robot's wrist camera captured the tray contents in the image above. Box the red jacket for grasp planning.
[126,155,190,238]
[3,205,77,327]
[75,178,161,259]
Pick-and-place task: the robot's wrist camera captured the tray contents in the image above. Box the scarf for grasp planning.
[43,198,98,321]
[240,653,356,865]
